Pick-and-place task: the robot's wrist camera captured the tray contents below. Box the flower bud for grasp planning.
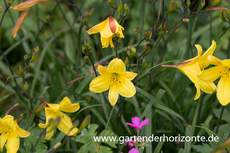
[118,1,123,16]
[73,120,80,127]
[7,0,14,6]
[167,2,176,14]
[186,0,190,7]
[89,8,95,17]
[183,18,189,22]
[134,27,140,33]
[24,54,28,61]
[77,115,91,134]
[34,46,39,52]
[54,142,61,149]
[127,46,136,58]
[108,0,113,5]
[29,101,46,115]
[200,0,205,9]
[30,51,38,63]
[88,46,91,53]
[24,81,28,90]
[84,39,89,47]
[83,12,89,24]
[143,40,147,48]
[220,10,228,22]
[46,15,50,22]
[124,4,130,14]
[210,0,221,8]
[125,57,129,65]
[144,47,150,56]
[144,30,151,37]
[17,65,22,77]
[84,56,89,64]
[143,61,148,69]
[175,1,180,9]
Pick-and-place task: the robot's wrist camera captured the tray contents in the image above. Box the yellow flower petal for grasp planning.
[217,72,230,106]
[12,8,30,38]
[198,40,216,69]
[59,97,80,113]
[1,115,14,129]
[15,122,30,138]
[221,59,230,67]
[123,71,137,80]
[87,20,106,35]
[109,85,119,106]
[101,36,112,48]
[107,58,126,74]
[98,65,108,75]
[100,17,114,38]
[199,65,227,82]
[57,112,77,136]
[5,131,19,153]
[194,84,201,100]
[197,78,216,94]
[208,55,222,65]
[0,132,7,152]
[117,76,136,98]
[89,75,111,93]
[195,44,203,57]
[117,25,125,38]
[11,0,46,11]
[60,103,80,113]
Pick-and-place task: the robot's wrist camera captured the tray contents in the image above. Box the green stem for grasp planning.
[216,106,225,133]
[105,107,115,131]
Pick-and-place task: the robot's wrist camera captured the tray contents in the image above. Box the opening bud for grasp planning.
[186,0,190,7]
[53,142,62,149]
[201,0,205,9]
[167,2,176,14]
[127,46,136,58]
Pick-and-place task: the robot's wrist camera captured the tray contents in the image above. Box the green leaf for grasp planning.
[98,130,118,148]
[23,127,47,153]
[192,143,213,153]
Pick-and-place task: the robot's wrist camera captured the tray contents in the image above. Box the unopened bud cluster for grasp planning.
[127,46,136,58]
[83,8,94,25]
[219,10,230,23]
[82,39,91,55]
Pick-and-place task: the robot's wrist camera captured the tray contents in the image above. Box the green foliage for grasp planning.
[74,124,117,153]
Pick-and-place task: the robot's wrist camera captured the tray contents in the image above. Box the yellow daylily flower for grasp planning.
[87,16,124,48]
[0,115,30,153]
[38,97,80,139]
[11,0,46,11]
[199,55,230,106]
[162,40,217,100]
[12,8,30,38]
[89,58,137,106]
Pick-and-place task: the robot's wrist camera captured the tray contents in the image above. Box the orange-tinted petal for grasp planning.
[11,0,46,11]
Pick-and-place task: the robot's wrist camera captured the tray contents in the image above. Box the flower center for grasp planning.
[110,73,121,85]
[222,68,230,78]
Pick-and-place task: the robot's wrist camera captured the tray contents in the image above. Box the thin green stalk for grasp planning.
[216,106,225,133]
[185,18,194,59]
[105,106,115,131]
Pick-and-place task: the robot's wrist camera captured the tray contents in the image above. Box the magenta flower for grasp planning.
[129,148,139,153]
[126,117,150,130]
[125,140,135,148]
